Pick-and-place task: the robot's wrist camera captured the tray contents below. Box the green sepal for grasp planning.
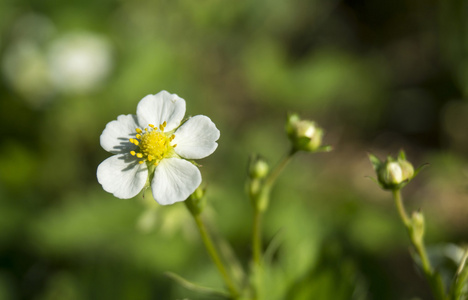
[315,145,333,153]
[189,159,202,167]
[165,272,231,299]
[296,136,313,149]
[398,149,407,160]
[365,175,385,189]
[414,163,430,177]
[368,153,382,172]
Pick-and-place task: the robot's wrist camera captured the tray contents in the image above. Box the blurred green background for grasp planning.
[0,0,467,299]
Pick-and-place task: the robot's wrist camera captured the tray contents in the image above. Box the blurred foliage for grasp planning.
[0,0,467,299]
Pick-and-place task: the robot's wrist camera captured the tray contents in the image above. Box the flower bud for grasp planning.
[399,159,414,181]
[185,186,206,216]
[369,150,418,190]
[410,211,425,244]
[248,155,269,179]
[248,179,269,212]
[286,113,325,152]
[379,161,403,185]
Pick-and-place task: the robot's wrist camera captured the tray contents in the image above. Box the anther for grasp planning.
[136,134,141,139]
[130,151,136,156]
[136,153,143,158]
[136,128,142,134]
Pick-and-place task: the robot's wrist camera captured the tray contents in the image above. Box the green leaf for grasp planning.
[165,272,230,298]
[449,249,468,300]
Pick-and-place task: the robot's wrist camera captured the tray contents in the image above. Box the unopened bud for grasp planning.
[248,155,269,179]
[186,186,206,215]
[369,150,417,190]
[286,113,325,152]
[379,161,403,185]
[410,211,425,244]
[399,159,414,182]
[248,181,269,212]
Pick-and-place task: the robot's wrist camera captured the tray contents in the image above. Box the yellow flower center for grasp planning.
[128,121,176,165]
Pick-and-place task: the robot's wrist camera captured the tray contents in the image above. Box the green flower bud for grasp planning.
[248,179,269,212]
[399,159,414,181]
[248,155,269,179]
[379,161,403,185]
[369,150,420,191]
[185,186,206,216]
[286,113,327,152]
[410,211,425,244]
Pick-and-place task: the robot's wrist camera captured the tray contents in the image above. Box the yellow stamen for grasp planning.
[128,122,176,166]
[129,138,139,146]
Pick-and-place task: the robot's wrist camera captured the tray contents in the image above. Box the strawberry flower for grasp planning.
[97,91,220,205]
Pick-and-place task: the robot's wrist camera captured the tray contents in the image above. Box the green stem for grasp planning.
[187,207,239,298]
[393,189,410,227]
[392,189,446,300]
[251,149,296,266]
[264,149,296,189]
[252,209,263,266]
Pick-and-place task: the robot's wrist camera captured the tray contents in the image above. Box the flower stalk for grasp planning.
[391,189,446,300]
[249,115,330,267]
[185,199,240,299]
[250,150,295,266]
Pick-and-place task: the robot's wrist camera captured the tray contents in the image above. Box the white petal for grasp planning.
[173,115,220,159]
[100,114,139,154]
[151,158,201,205]
[136,91,186,131]
[97,154,148,199]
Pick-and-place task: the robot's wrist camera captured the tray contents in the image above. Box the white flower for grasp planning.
[97,91,220,205]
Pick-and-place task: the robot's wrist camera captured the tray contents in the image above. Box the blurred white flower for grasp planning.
[1,14,113,106]
[48,32,112,93]
[97,91,220,205]
[1,13,56,106]
[2,40,55,104]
